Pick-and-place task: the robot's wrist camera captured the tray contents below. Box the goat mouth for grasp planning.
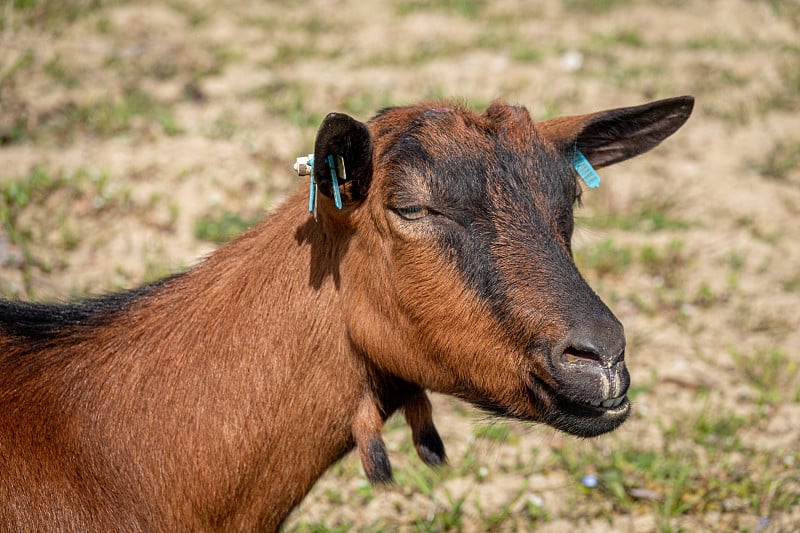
[527,377,630,437]
[581,394,627,410]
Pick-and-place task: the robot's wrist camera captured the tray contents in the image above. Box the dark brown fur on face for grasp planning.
[0,96,693,531]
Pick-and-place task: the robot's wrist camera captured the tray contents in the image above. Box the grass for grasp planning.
[0,166,133,295]
[475,480,530,529]
[0,0,111,31]
[562,0,636,13]
[575,238,633,277]
[207,110,240,140]
[64,88,184,138]
[639,239,687,289]
[419,489,467,531]
[692,281,724,309]
[473,421,514,443]
[339,89,398,118]
[549,405,797,530]
[750,139,800,183]
[250,81,325,129]
[685,34,749,53]
[475,29,545,63]
[730,347,798,406]
[1,48,35,86]
[194,210,259,244]
[10,87,186,143]
[43,55,80,88]
[590,28,646,49]
[395,0,487,19]
[553,439,696,522]
[582,203,690,232]
[1,166,62,246]
[759,60,800,114]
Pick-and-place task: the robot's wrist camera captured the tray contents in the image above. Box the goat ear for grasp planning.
[313,112,373,205]
[536,95,694,168]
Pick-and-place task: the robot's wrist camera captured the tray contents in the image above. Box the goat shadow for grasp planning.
[293,215,354,291]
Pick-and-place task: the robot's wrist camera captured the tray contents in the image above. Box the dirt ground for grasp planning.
[1,0,798,531]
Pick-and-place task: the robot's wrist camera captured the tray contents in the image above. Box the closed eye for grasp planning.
[394,206,430,221]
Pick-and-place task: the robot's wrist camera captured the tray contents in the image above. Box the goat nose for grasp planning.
[560,320,626,369]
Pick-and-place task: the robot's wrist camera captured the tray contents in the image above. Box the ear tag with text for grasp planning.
[571,151,600,189]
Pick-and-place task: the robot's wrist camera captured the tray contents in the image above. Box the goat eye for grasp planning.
[394,206,429,221]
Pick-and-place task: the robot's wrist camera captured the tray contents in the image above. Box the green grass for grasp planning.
[575,239,633,277]
[476,480,530,529]
[475,30,545,63]
[0,48,35,86]
[602,61,668,89]
[194,211,259,244]
[783,274,800,292]
[750,139,800,183]
[759,60,800,114]
[417,489,467,531]
[395,0,487,19]
[590,28,646,49]
[0,166,133,295]
[767,0,800,26]
[207,110,240,140]
[685,34,749,53]
[168,0,210,26]
[563,0,636,13]
[27,88,186,141]
[250,82,325,129]
[692,281,724,309]
[339,89,398,118]
[473,421,514,443]
[582,204,690,233]
[730,347,798,405]
[1,166,61,246]
[287,522,352,533]
[0,0,111,31]
[553,439,696,521]
[43,55,80,88]
[551,406,796,529]
[639,239,687,288]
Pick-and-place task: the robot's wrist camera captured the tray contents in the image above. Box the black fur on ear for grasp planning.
[313,113,373,205]
[537,95,694,169]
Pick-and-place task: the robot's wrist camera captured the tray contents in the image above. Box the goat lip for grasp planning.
[524,378,630,437]
[529,376,629,416]
[551,393,629,417]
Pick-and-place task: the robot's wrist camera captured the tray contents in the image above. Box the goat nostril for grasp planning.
[563,345,602,365]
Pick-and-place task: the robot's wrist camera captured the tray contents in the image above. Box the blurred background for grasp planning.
[1,0,798,531]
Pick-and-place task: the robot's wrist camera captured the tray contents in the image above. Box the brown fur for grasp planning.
[0,96,693,531]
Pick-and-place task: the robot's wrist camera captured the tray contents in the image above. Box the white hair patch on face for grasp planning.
[598,370,611,400]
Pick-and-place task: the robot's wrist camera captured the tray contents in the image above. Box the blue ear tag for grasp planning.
[307,156,317,215]
[327,154,344,210]
[294,153,346,218]
[571,151,600,189]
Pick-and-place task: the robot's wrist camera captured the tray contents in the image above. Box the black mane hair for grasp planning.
[0,275,178,342]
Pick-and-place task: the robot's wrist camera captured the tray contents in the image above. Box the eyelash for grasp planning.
[394,206,430,221]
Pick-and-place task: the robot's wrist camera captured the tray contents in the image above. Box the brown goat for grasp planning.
[0,96,693,531]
